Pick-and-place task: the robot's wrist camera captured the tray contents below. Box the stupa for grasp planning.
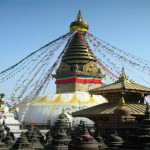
[18,10,106,126]
[69,123,99,150]
[0,93,21,131]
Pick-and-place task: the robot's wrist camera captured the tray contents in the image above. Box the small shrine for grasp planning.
[0,93,21,131]
[94,129,107,149]
[51,127,69,150]
[11,132,34,150]
[28,131,44,150]
[69,124,99,150]
[106,131,123,149]
[72,68,150,136]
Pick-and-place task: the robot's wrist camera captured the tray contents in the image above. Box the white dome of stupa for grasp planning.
[18,92,106,126]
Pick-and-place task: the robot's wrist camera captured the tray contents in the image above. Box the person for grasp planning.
[5,126,15,141]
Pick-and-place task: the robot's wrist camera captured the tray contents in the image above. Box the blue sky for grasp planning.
[0,0,150,99]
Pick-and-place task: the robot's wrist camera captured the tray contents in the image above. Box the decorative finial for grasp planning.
[119,67,128,81]
[70,10,89,32]
[75,10,83,21]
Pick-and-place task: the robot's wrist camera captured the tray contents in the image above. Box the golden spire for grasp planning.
[119,67,128,81]
[70,10,89,32]
[75,10,83,21]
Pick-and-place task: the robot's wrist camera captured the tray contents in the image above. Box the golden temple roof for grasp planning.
[72,103,146,117]
[90,68,150,94]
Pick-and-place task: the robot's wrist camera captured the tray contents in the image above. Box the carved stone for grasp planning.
[106,131,123,149]
[28,131,44,150]
[56,62,70,74]
[11,132,34,150]
[51,127,69,150]
[4,132,15,148]
[83,61,100,74]
[70,124,99,150]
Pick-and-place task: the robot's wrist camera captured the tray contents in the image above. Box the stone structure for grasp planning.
[120,104,150,149]
[51,127,69,150]
[70,124,99,150]
[106,131,123,149]
[11,132,34,150]
[25,127,34,140]
[51,112,69,139]
[34,127,45,144]
[4,132,15,148]
[94,129,107,150]
[28,131,44,150]
[0,139,8,150]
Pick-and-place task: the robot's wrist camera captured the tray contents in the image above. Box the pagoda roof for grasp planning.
[72,103,146,117]
[90,68,150,95]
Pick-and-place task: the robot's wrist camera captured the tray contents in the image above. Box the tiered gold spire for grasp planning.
[61,33,95,66]
[62,10,96,67]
